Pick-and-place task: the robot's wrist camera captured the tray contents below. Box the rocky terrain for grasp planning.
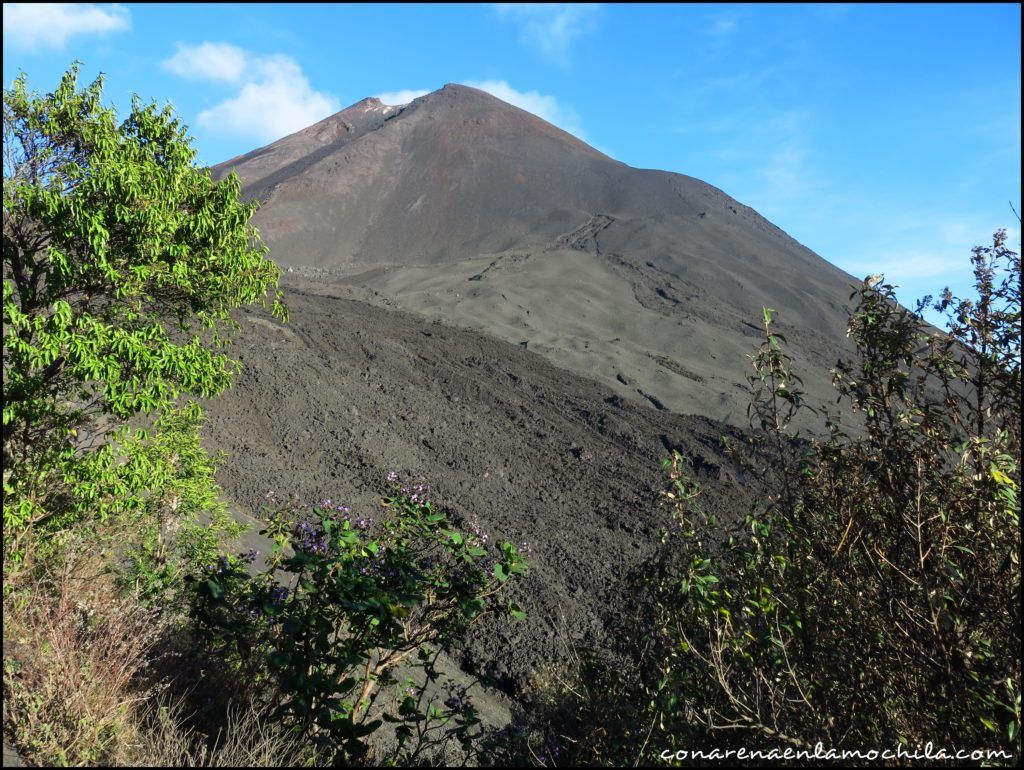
[213,83,862,423]
[202,83,867,694]
[201,281,751,689]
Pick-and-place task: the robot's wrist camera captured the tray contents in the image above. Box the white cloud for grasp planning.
[161,42,340,143]
[859,249,972,283]
[462,79,586,140]
[839,216,1018,298]
[3,3,130,50]
[162,42,248,83]
[703,16,737,37]
[196,58,340,143]
[491,3,600,63]
[375,89,429,106]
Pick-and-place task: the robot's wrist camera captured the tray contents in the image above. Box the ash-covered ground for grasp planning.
[200,281,752,693]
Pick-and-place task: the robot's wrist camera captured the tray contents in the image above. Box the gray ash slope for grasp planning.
[202,85,867,686]
[213,84,862,422]
[200,283,750,687]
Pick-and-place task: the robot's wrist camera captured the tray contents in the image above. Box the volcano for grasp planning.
[212,84,859,421]
[203,84,866,690]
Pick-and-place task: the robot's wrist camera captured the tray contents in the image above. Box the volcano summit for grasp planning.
[202,84,865,686]
[213,84,859,421]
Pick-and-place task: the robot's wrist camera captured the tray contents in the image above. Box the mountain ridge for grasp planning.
[210,82,860,422]
[211,84,825,270]
[199,82,871,693]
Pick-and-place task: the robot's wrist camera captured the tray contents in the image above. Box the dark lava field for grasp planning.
[200,281,751,689]
[201,83,863,699]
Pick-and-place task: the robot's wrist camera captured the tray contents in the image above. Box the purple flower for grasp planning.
[386,471,398,483]
[419,555,438,571]
[292,521,330,555]
[268,584,288,606]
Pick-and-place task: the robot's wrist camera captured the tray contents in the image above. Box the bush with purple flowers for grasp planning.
[188,476,527,763]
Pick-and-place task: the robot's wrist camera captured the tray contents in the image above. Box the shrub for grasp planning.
[107,403,245,606]
[654,228,1020,761]
[189,478,528,764]
[507,228,1020,766]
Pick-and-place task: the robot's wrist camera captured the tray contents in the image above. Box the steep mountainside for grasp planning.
[201,82,873,702]
[213,84,861,421]
[200,286,752,687]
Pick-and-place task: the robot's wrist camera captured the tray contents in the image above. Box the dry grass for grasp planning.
[3,540,162,766]
[2,538,303,767]
[131,698,303,767]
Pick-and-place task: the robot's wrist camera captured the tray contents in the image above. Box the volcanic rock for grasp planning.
[213,84,861,421]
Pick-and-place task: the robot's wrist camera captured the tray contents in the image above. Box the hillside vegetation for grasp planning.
[512,241,1020,765]
[3,67,1019,767]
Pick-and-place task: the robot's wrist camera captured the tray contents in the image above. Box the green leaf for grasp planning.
[352,719,383,737]
[206,579,224,599]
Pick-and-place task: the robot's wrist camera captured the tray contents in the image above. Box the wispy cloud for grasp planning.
[810,3,854,22]
[751,112,818,201]
[163,41,248,83]
[2,3,130,50]
[701,108,818,212]
[702,13,738,38]
[491,3,600,64]
[375,89,429,106]
[462,79,586,140]
[161,42,340,143]
[757,141,809,202]
[700,65,786,96]
[838,216,1017,295]
[859,249,971,283]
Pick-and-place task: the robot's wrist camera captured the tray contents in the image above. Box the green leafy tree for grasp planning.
[2,64,285,549]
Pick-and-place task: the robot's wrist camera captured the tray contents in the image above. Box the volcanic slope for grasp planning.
[199,285,751,689]
[213,84,863,422]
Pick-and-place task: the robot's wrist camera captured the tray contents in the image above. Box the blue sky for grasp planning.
[4,3,1020,320]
